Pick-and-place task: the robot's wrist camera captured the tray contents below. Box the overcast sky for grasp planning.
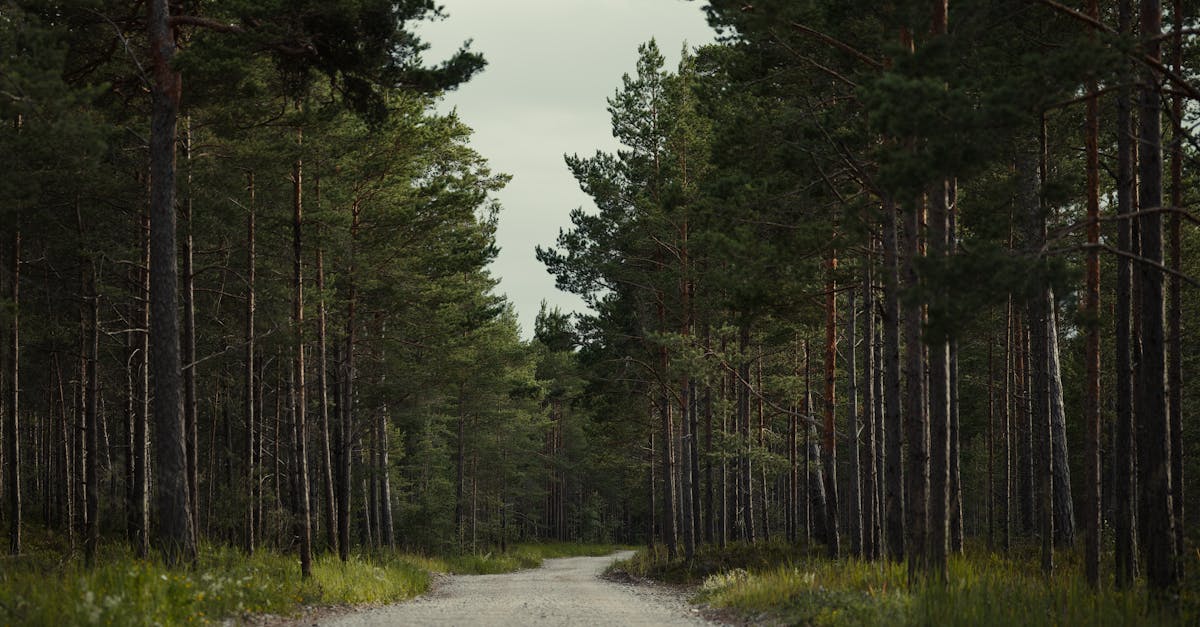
[417,0,716,338]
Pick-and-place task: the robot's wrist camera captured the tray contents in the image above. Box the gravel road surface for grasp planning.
[317,551,709,626]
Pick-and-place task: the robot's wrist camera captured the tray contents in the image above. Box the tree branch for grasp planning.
[168,15,244,34]
[787,21,884,70]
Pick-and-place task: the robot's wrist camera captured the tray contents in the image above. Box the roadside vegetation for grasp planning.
[611,542,1200,626]
[0,531,621,626]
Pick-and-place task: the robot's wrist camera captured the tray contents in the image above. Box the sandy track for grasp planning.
[317,551,709,626]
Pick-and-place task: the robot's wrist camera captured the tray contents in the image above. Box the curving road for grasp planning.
[320,551,709,626]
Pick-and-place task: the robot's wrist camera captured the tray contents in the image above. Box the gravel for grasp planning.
[309,551,711,627]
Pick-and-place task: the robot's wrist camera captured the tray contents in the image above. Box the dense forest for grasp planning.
[1,0,1199,624]
[538,0,1199,601]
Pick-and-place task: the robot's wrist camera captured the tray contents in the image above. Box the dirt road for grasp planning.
[319,551,709,626]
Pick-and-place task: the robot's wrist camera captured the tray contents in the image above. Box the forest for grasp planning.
[1,0,1199,625]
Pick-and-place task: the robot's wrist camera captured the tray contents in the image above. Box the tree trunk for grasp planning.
[948,186,964,555]
[291,129,313,578]
[680,374,695,560]
[337,203,359,561]
[181,119,199,541]
[659,313,677,557]
[861,242,878,560]
[704,329,715,545]
[1048,304,1074,548]
[147,0,196,567]
[456,385,467,546]
[1112,4,1137,576]
[1003,300,1013,552]
[756,359,768,542]
[378,401,393,548]
[1025,130,1054,575]
[133,213,151,558]
[1136,0,1178,592]
[314,180,338,556]
[1084,1,1102,584]
[847,288,862,558]
[929,180,951,581]
[243,173,256,555]
[987,331,996,551]
[738,326,754,543]
[1016,310,1034,534]
[648,421,656,549]
[788,348,799,544]
[822,255,840,558]
[902,196,927,580]
[84,273,99,567]
[881,197,904,561]
[1168,0,1185,564]
[803,340,827,544]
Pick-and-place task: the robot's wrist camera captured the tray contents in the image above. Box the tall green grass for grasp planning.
[612,541,1200,626]
[0,533,628,626]
[0,544,430,626]
[0,532,623,626]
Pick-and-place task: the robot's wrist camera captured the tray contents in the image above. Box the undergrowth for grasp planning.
[610,540,1200,626]
[0,529,622,626]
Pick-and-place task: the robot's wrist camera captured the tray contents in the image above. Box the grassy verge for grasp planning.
[611,541,1200,626]
[0,533,625,626]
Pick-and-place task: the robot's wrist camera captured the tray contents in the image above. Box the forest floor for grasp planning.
[311,551,711,627]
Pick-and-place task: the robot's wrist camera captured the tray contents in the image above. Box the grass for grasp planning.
[0,530,624,626]
[610,540,1200,626]
[0,545,431,626]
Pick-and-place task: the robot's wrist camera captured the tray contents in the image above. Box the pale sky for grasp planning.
[418,0,716,338]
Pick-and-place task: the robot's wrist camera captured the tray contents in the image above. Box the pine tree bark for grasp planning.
[680,376,695,559]
[862,242,878,560]
[291,130,313,578]
[902,197,927,580]
[337,202,360,561]
[1048,304,1074,547]
[755,363,767,542]
[822,255,840,558]
[647,423,656,549]
[847,288,862,558]
[84,272,99,567]
[987,331,996,550]
[704,329,715,545]
[788,345,799,544]
[882,197,904,561]
[378,400,393,548]
[929,180,951,581]
[1084,1,1102,583]
[181,119,199,541]
[243,173,256,555]
[1003,299,1013,552]
[1025,129,1054,575]
[147,0,196,567]
[738,326,754,543]
[659,311,678,557]
[1136,0,1178,592]
[948,186,964,555]
[803,340,827,544]
[312,167,336,555]
[134,213,150,558]
[1168,0,1185,563]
